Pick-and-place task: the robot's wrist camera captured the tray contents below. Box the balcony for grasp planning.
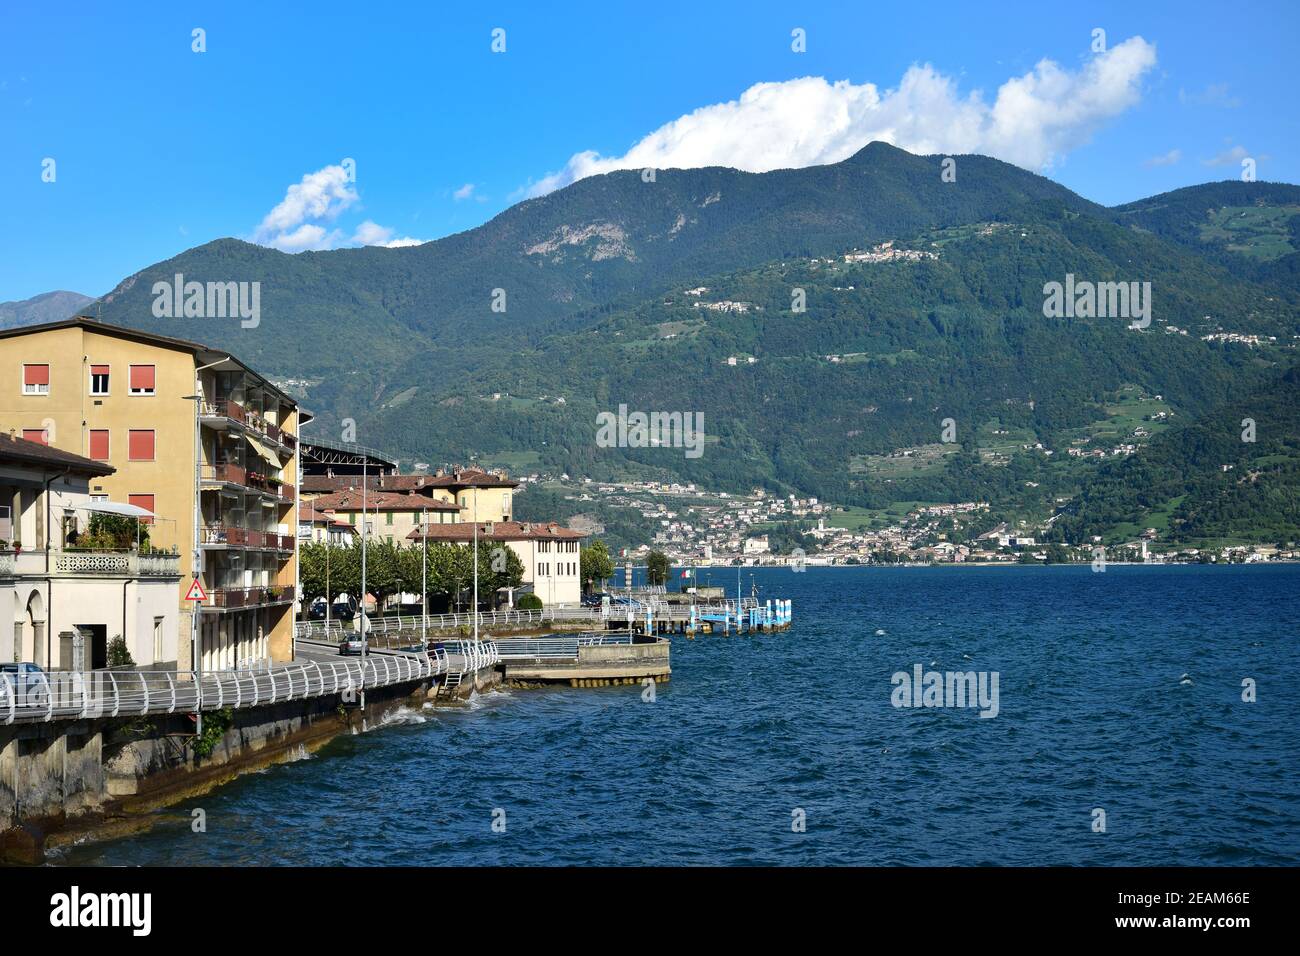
[200,398,249,425]
[203,585,295,611]
[201,464,294,503]
[246,472,294,502]
[201,526,295,551]
[3,548,181,578]
[201,398,298,455]
[203,462,248,487]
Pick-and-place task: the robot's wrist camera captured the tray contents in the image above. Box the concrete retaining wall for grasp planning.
[0,674,442,864]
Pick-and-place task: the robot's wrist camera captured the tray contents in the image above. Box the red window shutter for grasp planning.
[24,364,49,386]
[90,364,110,376]
[89,430,110,460]
[128,494,155,524]
[129,365,155,390]
[128,429,156,460]
[21,428,47,445]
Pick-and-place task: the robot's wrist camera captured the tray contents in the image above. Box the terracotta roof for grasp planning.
[301,474,442,494]
[305,490,461,513]
[408,520,586,542]
[0,432,115,476]
[423,468,519,489]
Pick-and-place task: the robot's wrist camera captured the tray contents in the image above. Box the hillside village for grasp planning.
[515,472,1300,567]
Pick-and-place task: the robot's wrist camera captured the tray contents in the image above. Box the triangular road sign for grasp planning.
[184,578,207,602]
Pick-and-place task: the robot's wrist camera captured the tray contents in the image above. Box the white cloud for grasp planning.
[351,220,425,249]
[250,166,423,251]
[453,183,477,201]
[1179,83,1241,109]
[1202,144,1254,167]
[1144,148,1181,167]
[253,164,358,251]
[523,37,1157,197]
[268,223,341,253]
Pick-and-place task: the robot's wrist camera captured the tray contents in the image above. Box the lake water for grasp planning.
[57,565,1300,866]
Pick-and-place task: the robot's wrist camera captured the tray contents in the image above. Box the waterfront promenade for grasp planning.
[292,595,793,643]
[0,639,500,726]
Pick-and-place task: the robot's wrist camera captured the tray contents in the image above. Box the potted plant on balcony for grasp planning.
[267,584,285,600]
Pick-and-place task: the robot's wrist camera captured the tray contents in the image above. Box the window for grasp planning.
[128,494,155,525]
[128,364,155,395]
[128,429,155,461]
[22,364,49,395]
[21,428,47,445]
[386,511,394,526]
[89,365,110,395]
[153,617,165,664]
[88,430,110,460]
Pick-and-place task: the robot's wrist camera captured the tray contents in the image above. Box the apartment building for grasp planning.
[408,520,585,605]
[0,318,308,671]
[1,433,181,669]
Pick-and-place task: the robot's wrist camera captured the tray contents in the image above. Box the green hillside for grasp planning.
[67,145,1300,544]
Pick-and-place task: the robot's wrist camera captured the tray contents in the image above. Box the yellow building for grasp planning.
[300,466,517,525]
[424,468,517,522]
[0,317,308,670]
[304,489,459,545]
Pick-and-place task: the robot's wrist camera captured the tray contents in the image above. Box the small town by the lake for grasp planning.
[1,0,1295,937]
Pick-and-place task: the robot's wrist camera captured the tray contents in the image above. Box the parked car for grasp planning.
[338,634,367,656]
[581,592,607,608]
[0,662,49,707]
[331,601,356,622]
[307,600,329,620]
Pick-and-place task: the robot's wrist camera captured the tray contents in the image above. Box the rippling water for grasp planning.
[57,565,1300,866]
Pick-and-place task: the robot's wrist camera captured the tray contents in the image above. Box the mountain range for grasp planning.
[0,290,93,330]
[13,143,1300,546]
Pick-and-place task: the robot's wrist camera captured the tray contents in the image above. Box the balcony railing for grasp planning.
[201,527,295,550]
[246,472,294,501]
[203,462,247,486]
[3,549,180,577]
[202,393,298,453]
[201,398,248,423]
[202,464,294,502]
[205,585,295,609]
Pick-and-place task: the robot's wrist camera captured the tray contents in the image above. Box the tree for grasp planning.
[581,539,614,593]
[482,543,525,598]
[646,550,670,586]
[107,634,135,668]
[517,593,543,610]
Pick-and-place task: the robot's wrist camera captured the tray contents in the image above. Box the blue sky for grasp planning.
[2,0,1296,300]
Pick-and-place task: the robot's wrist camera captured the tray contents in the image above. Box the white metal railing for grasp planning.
[433,639,501,674]
[493,633,635,661]
[294,608,549,640]
[0,654,445,726]
[291,597,765,642]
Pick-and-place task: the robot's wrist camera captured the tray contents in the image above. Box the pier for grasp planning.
[494,632,671,686]
[290,594,794,643]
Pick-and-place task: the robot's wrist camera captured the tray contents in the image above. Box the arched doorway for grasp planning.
[22,588,46,667]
